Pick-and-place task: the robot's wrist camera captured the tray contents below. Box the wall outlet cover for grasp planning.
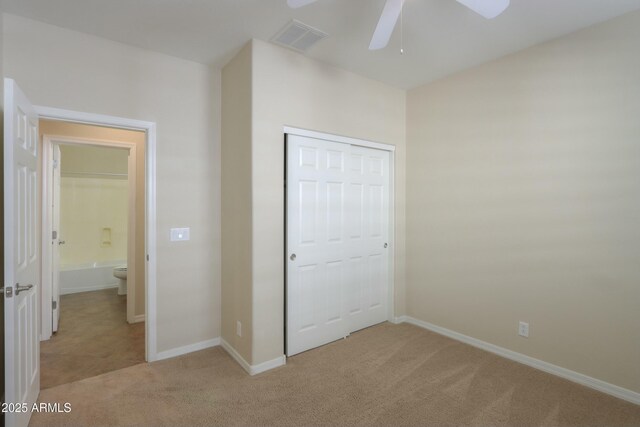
[518,321,529,338]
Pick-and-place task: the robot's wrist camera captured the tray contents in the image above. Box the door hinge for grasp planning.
[52,159,58,169]
[146,254,149,261]
[52,300,57,310]
[52,230,58,240]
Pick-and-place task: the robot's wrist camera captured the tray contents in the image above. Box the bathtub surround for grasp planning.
[59,175,128,268]
[59,261,125,295]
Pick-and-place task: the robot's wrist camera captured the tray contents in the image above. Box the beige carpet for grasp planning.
[40,289,145,389]
[32,323,639,427]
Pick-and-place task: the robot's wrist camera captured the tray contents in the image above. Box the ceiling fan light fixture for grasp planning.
[286,0,511,53]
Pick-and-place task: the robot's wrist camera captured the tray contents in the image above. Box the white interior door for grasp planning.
[52,144,61,332]
[345,145,390,333]
[286,134,390,356]
[4,78,40,427]
[286,136,351,356]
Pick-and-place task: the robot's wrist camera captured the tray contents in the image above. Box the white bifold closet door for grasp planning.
[286,134,390,356]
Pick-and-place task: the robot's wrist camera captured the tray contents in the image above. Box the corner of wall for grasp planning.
[394,88,408,318]
[221,39,254,365]
[209,63,223,350]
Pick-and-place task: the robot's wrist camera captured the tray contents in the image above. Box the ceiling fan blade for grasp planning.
[287,0,319,8]
[456,0,510,19]
[369,0,404,50]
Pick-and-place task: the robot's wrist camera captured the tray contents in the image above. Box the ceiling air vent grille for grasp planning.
[271,20,328,52]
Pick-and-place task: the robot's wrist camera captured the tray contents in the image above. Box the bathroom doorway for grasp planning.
[39,120,146,389]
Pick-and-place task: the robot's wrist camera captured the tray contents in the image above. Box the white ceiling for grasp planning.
[3,0,640,89]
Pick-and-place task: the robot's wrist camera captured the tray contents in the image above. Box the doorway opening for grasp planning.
[39,120,146,389]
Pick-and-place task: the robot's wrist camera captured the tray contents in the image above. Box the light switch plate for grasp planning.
[170,227,190,242]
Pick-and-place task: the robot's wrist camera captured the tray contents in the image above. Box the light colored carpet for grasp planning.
[40,288,145,389]
[32,322,640,427]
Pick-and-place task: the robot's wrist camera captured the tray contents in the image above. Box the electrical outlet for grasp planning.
[518,321,529,338]
[237,321,242,337]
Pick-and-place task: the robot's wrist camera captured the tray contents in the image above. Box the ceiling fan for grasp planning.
[287,0,510,50]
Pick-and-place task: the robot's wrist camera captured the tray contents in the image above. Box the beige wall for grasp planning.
[406,10,640,393]
[40,120,146,317]
[249,39,406,364]
[221,42,253,362]
[5,14,221,354]
[59,143,129,175]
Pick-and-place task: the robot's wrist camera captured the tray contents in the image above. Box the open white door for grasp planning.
[4,78,40,427]
[52,144,61,332]
[41,141,61,338]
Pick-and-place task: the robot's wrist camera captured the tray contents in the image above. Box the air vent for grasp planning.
[271,20,328,53]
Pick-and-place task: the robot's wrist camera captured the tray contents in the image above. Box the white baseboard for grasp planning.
[155,337,221,361]
[397,316,640,405]
[392,316,408,324]
[220,338,252,374]
[129,314,145,324]
[220,338,286,376]
[60,284,118,295]
[251,354,287,375]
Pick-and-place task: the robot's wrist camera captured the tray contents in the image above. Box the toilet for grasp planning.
[113,266,127,295]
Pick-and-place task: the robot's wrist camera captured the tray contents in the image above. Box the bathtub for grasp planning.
[59,260,126,295]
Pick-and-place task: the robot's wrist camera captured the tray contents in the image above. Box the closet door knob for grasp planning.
[290,254,296,261]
